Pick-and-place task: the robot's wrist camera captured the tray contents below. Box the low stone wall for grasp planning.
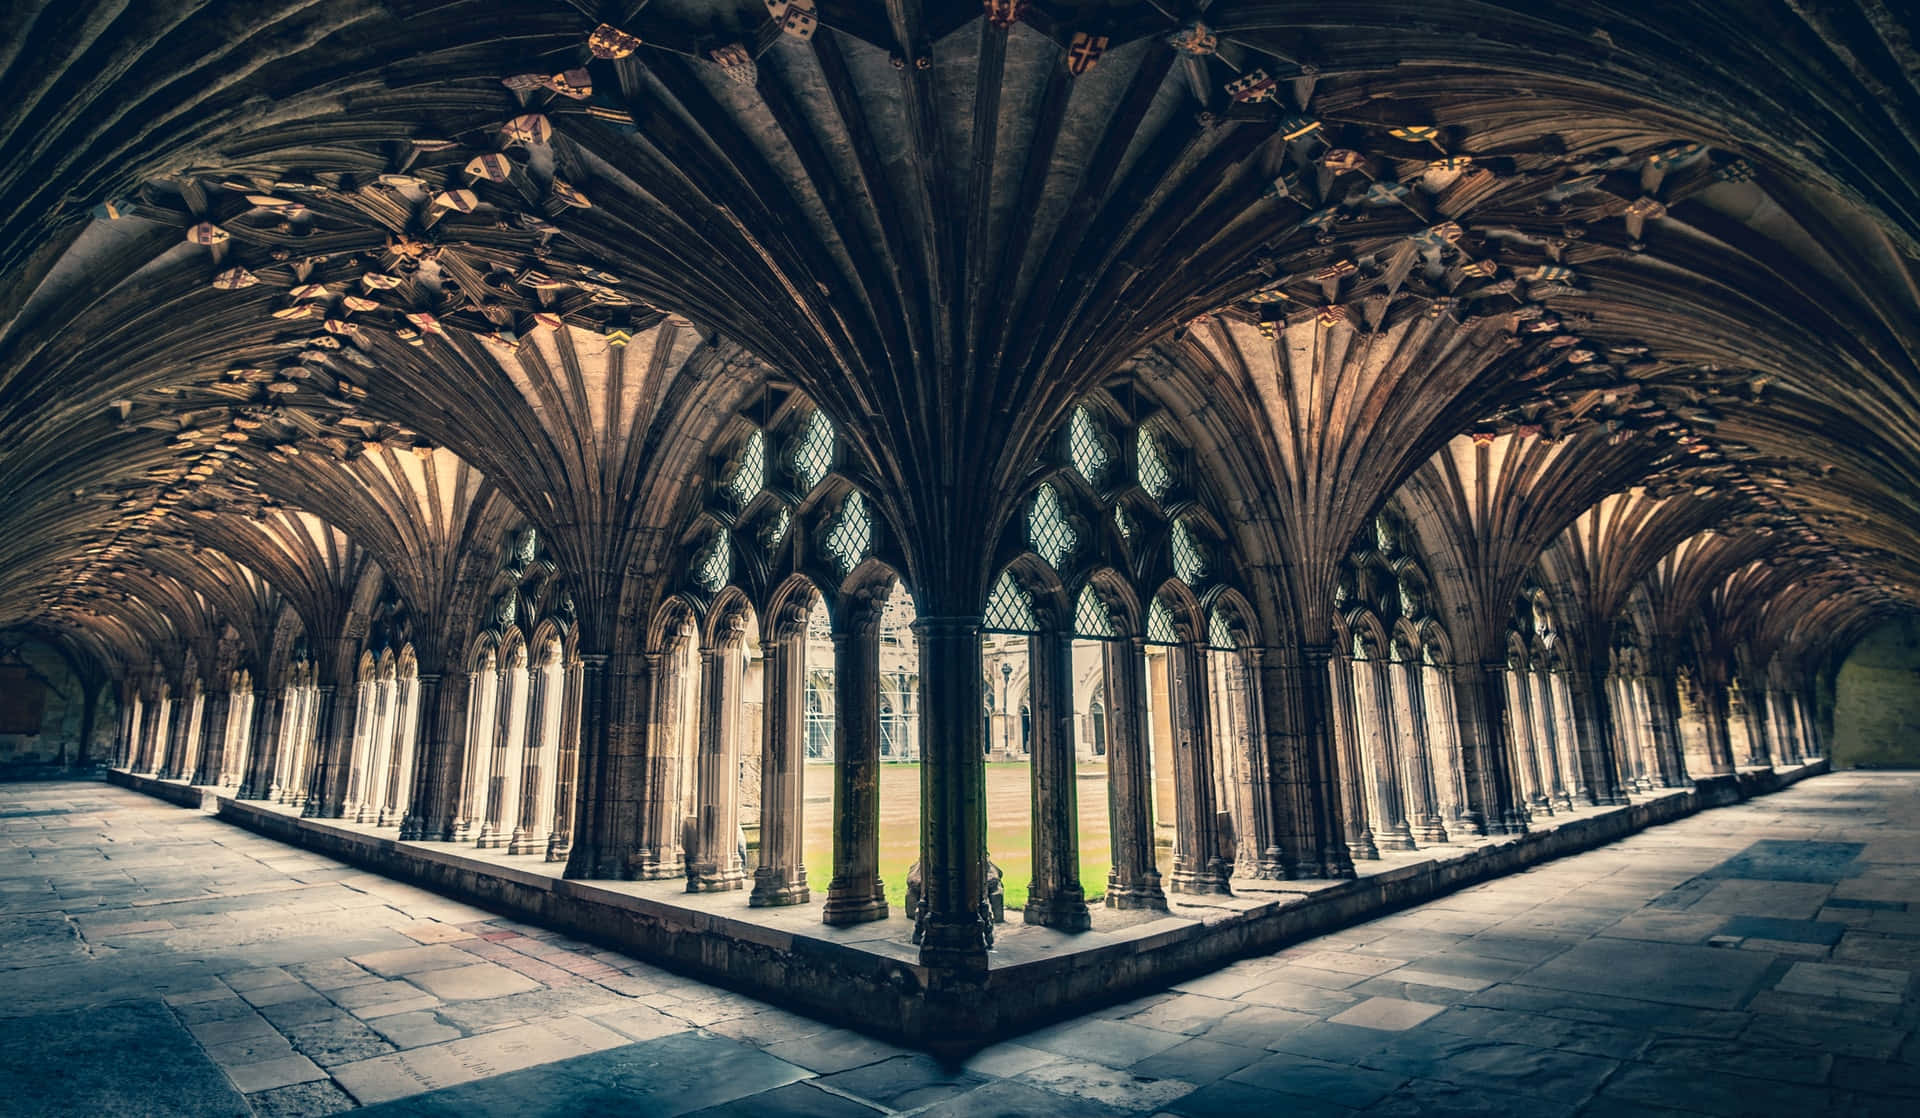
[107,768,213,809]
[105,759,1828,1052]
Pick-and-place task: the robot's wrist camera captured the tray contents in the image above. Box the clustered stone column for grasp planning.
[1023,623,1089,930]
[1165,639,1230,893]
[751,609,810,906]
[824,595,887,924]
[687,614,747,892]
[911,614,992,966]
[1101,634,1167,907]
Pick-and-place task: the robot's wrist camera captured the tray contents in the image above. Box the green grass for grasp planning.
[795,761,1112,913]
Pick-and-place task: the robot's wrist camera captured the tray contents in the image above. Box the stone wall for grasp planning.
[1833,617,1920,768]
[0,640,111,765]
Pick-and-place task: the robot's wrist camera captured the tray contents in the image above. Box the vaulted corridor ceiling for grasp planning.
[3,0,1918,670]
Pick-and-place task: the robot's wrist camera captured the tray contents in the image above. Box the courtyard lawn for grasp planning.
[797,761,1112,913]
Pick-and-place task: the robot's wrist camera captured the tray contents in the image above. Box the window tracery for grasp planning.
[1029,484,1077,571]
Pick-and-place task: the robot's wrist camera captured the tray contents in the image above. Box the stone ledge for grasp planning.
[105,759,1829,1053]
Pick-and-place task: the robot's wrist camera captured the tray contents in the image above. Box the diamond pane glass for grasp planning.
[1209,610,1237,650]
[695,535,730,591]
[1075,584,1116,638]
[1137,426,1172,500]
[825,491,870,574]
[1069,406,1110,486]
[791,409,834,493]
[726,429,766,504]
[1146,597,1178,644]
[1028,483,1077,570]
[984,570,1038,633]
[1172,518,1207,584]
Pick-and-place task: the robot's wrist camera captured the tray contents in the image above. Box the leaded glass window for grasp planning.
[791,409,834,493]
[1172,518,1207,584]
[1209,610,1238,650]
[1114,504,1132,540]
[1147,597,1179,644]
[1138,426,1172,500]
[726,429,766,504]
[824,491,870,574]
[1075,584,1116,638]
[694,534,730,591]
[984,570,1038,632]
[1029,483,1077,570]
[1069,406,1111,487]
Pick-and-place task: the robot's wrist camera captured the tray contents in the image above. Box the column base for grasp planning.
[1349,831,1381,860]
[507,831,543,856]
[1376,826,1418,851]
[1103,873,1168,911]
[630,852,686,880]
[1166,864,1233,895]
[475,826,508,849]
[822,877,889,925]
[1412,819,1449,844]
[687,867,746,893]
[917,916,992,969]
[545,836,570,863]
[749,871,811,907]
[1023,896,1092,931]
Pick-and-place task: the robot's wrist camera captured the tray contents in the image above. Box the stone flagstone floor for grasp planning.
[1,773,1917,1116]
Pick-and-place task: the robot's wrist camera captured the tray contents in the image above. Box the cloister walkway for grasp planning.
[2,772,1917,1117]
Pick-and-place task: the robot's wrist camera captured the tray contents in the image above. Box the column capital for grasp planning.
[911,615,984,638]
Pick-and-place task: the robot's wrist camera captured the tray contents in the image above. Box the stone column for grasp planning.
[1422,664,1479,833]
[1023,625,1089,930]
[752,617,810,906]
[509,666,550,855]
[1167,641,1231,893]
[1641,676,1689,787]
[1766,688,1799,763]
[1734,683,1772,768]
[1326,656,1379,859]
[478,665,529,848]
[192,691,231,785]
[634,647,689,878]
[1460,663,1525,833]
[136,696,165,773]
[1355,658,1416,849]
[1567,668,1624,805]
[237,691,282,799]
[1388,660,1447,843]
[1297,646,1357,876]
[547,659,585,861]
[113,697,134,769]
[1218,649,1279,878]
[1547,672,1591,805]
[824,596,887,923]
[912,614,991,967]
[1527,671,1571,811]
[159,691,195,780]
[1698,683,1736,776]
[379,676,416,826]
[1504,672,1548,814]
[305,685,357,817]
[1103,636,1166,908]
[400,673,450,838]
[450,671,495,841]
[688,617,747,891]
[1794,687,1822,758]
[352,682,393,823]
[563,652,649,879]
